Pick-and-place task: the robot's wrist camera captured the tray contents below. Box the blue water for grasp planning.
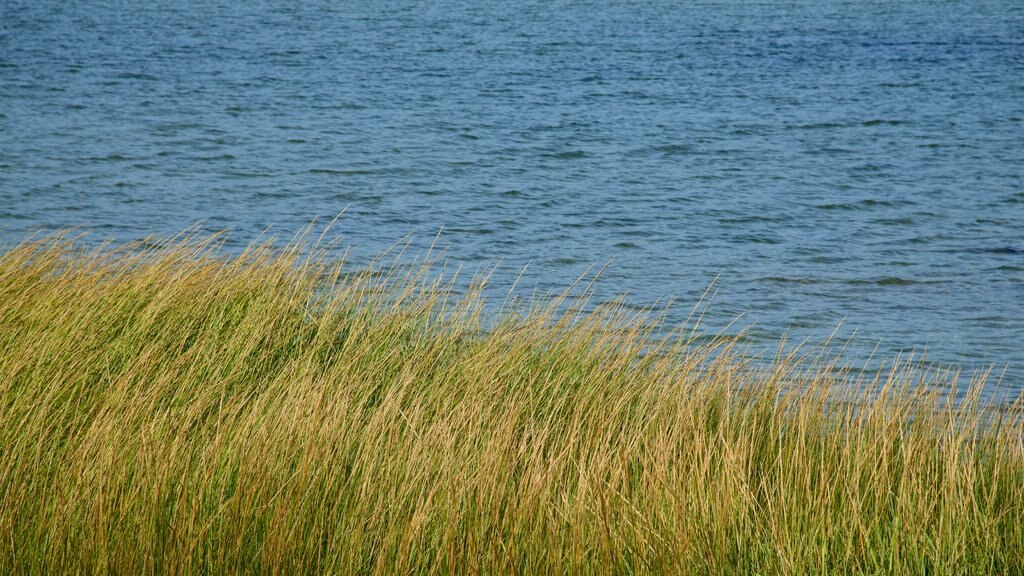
[2,0,1023,396]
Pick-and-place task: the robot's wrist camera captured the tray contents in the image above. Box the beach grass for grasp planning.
[1,228,1021,575]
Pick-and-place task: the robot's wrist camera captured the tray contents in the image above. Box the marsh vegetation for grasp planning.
[1,229,1021,574]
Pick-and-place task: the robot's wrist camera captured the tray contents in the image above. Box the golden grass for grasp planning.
[0,228,1021,574]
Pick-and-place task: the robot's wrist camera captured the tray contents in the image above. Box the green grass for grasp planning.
[1,228,1021,574]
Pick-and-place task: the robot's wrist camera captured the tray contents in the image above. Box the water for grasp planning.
[2,0,1023,396]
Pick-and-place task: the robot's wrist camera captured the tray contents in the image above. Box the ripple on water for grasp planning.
[846,277,947,287]
[871,217,916,225]
[861,119,909,127]
[785,122,847,130]
[759,276,826,285]
[969,246,1023,255]
[815,198,916,211]
[308,169,377,176]
[541,150,588,160]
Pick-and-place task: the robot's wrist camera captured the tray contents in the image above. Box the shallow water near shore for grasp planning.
[2,0,1022,396]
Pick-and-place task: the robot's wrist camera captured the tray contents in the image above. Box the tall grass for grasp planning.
[1,229,1021,574]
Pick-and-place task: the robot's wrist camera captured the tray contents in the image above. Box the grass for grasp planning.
[0,227,1021,575]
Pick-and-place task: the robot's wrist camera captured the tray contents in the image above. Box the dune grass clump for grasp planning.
[0,228,1021,575]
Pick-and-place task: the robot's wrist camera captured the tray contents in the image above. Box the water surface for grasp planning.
[2,0,1023,395]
